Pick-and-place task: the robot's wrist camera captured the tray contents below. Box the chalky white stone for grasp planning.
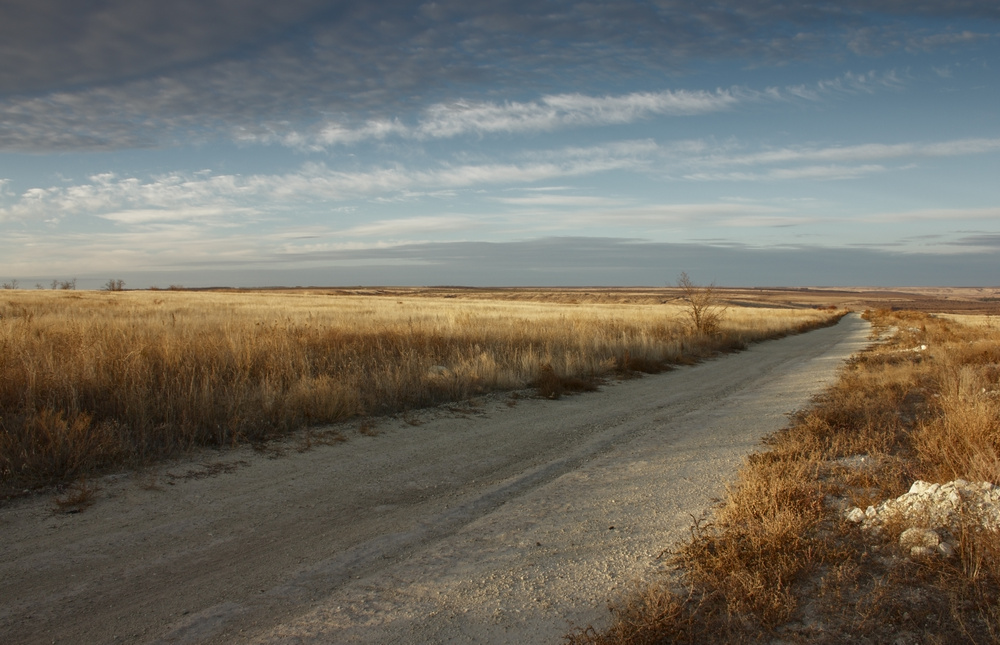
[845,479,999,559]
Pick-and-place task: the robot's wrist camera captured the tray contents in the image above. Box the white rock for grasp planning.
[861,479,1000,543]
[899,527,940,549]
[845,507,866,523]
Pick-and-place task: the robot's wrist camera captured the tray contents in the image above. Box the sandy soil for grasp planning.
[0,315,871,644]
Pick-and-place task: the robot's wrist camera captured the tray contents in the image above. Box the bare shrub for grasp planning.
[535,363,598,399]
[676,272,727,335]
[52,478,99,513]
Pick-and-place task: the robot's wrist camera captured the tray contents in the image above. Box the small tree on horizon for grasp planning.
[677,271,726,335]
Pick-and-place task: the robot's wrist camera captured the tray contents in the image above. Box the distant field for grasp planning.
[202,284,1000,313]
[0,288,840,493]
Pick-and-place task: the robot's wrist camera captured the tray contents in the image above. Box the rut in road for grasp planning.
[0,314,872,645]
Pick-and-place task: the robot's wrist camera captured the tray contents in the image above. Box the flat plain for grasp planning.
[1,286,997,644]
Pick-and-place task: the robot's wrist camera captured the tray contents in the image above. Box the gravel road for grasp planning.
[0,314,871,644]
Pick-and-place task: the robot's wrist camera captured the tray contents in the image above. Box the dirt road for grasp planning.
[1,314,871,644]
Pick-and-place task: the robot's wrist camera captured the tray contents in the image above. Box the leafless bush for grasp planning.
[50,278,76,290]
[677,272,726,335]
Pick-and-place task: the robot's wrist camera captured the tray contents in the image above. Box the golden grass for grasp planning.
[0,289,837,494]
[568,308,1000,644]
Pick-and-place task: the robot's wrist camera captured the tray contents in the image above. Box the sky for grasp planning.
[1,1,998,288]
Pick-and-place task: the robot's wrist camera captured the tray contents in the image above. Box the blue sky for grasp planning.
[1,1,998,288]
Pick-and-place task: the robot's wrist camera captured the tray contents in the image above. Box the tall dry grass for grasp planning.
[568,309,1000,644]
[0,289,838,494]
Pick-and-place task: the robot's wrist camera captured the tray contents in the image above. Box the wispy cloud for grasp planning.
[425,90,731,132]
[949,233,1000,249]
[262,73,905,150]
[99,206,259,225]
[0,145,651,223]
[336,216,478,238]
[4,134,999,225]
[721,138,1000,166]
[673,137,1000,181]
[684,165,888,181]
[241,90,743,150]
[564,203,788,228]
[495,195,627,207]
[783,70,904,101]
[867,207,1000,223]
[1,2,994,152]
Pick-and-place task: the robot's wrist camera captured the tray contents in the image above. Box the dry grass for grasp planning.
[568,308,1000,644]
[0,289,838,495]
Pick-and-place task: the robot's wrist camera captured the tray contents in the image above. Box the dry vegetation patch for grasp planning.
[0,290,839,495]
[568,309,1000,644]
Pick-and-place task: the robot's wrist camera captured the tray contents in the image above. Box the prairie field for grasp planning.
[0,288,839,494]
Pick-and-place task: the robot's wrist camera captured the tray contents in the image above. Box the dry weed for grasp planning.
[0,290,838,493]
[52,478,99,513]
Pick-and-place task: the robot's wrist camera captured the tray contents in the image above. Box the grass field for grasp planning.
[0,288,840,494]
[569,308,1000,644]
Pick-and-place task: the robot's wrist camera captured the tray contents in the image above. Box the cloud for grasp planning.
[412,90,740,138]
[950,234,1000,248]
[867,207,1000,223]
[0,170,260,221]
[906,30,994,52]
[336,216,478,238]
[0,144,652,223]
[13,236,995,288]
[495,195,627,208]
[716,215,820,228]
[258,73,905,150]
[4,133,999,226]
[672,137,1000,180]
[0,0,335,96]
[1,2,995,151]
[783,70,904,101]
[710,138,1000,167]
[99,206,259,225]
[684,165,887,182]
[250,90,741,150]
[562,203,789,229]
